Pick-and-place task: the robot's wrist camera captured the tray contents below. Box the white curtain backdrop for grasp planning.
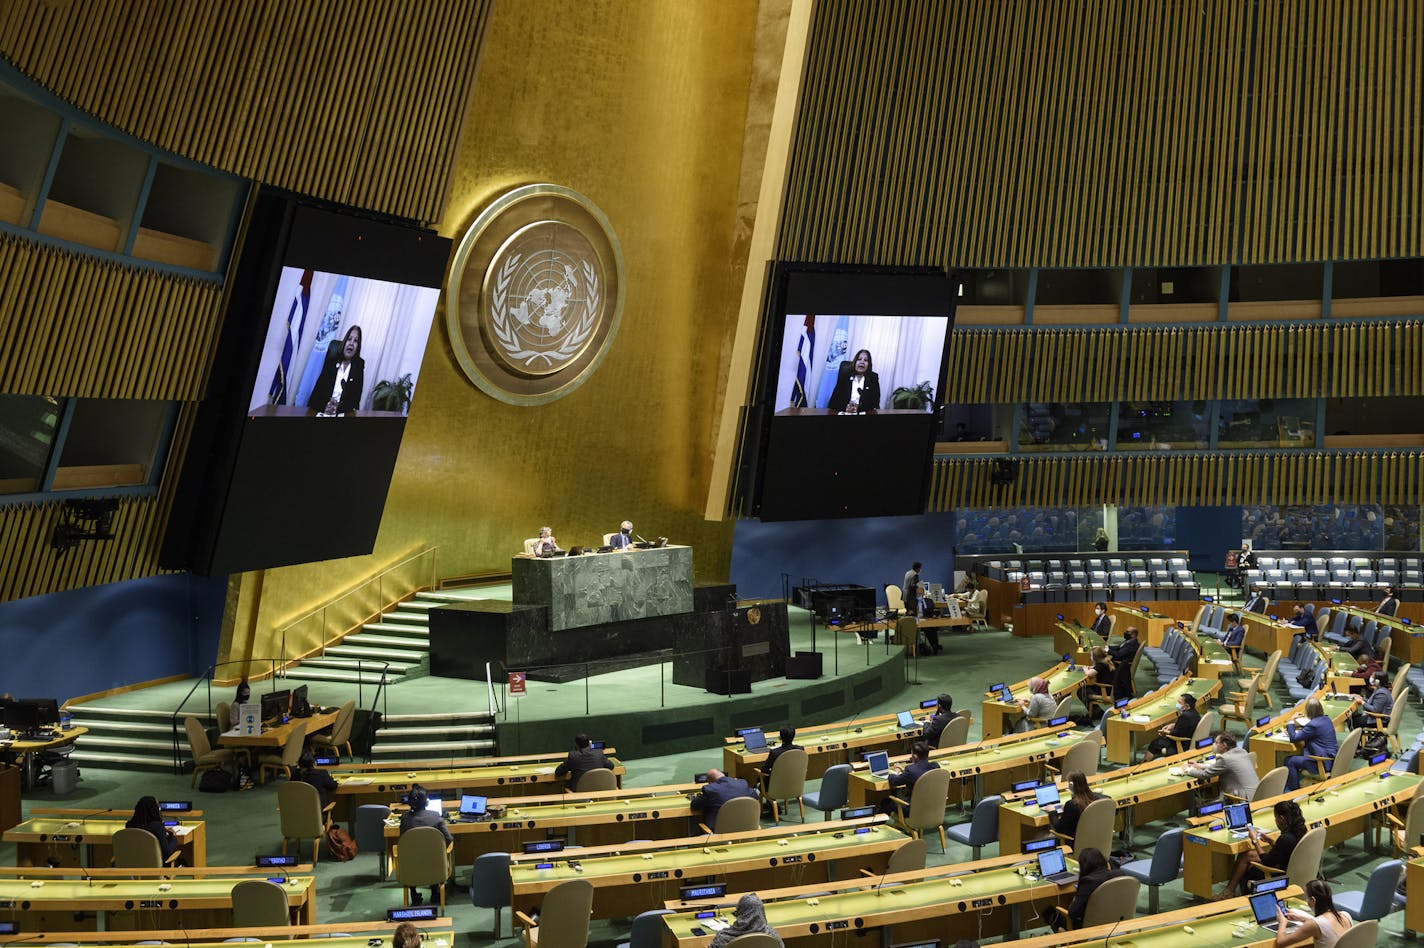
[774,314,949,411]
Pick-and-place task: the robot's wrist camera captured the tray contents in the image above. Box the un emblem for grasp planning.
[448,185,624,404]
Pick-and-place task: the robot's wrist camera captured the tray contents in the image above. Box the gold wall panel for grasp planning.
[930,451,1424,511]
[0,234,223,399]
[222,0,770,662]
[943,321,1424,404]
[778,0,1421,268]
[0,0,491,223]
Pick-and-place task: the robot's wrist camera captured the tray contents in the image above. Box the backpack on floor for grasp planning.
[326,825,358,861]
[198,769,233,793]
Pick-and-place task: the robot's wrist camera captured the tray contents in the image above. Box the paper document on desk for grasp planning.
[1130,714,1151,722]
[341,777,375,786]
[171,825,193,836]
[1211,659,1232,665]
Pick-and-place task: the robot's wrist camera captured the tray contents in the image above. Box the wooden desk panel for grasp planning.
[981,662,1088,738]
[1011,888,1304,948]
[332,757,626,818]
[5,817,207,867]
[1104,676,1220,764]
[218,709,339,749]
[0,874,315,930]
[722,713,922,784]
[1246,691,1358,779]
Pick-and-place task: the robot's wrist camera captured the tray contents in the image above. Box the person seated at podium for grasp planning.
[1107,625,1140,667]
[306,325,365,415]
[952,578,988,618]
[393,923,423,948]
[878,741,940,814]
[1351,646,1383,682]
[554,733,613,788]
[921,694,962,747]
[399,785,452,905]
[689,768,757,826]
[1284,699,1337,791]
[1243,586,1269,614]
[827,348,880,413]
[1219,613,1246,648]
[126,796,181,865]
[1142,692,1200,761]
[1351,672,1391,729]
[760,727,801,777]
[609,520,634,550]
[532,526,559,556]
[1049,771,1108,846]
[1052,847,1119,931]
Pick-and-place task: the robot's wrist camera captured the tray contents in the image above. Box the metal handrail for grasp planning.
[271,545,438,675]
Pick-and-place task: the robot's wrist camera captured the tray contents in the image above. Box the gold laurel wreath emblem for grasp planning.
[489,253,601,368]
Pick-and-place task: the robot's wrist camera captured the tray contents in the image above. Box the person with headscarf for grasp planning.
[710,893,784,947]
[1017,676,1057,730]
[126,795,180,864]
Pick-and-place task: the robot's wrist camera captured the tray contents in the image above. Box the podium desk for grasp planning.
[981,662,1088,738]
[1246,690,1359,778]
[1010,888,1304,948]
[1053,620,1105,665]
[660,849,1076,946]
[847,723,1093,808]
[331,754,624,819]
[512,544,694,631]
[5,816,207,867]
[1181,761,1420,898]
[997,745,1216,852]
[0,873,314,930]
[509,818,906,919]
[383,783,698,874]
[1104,675,1220,764]
[722,713,922,784]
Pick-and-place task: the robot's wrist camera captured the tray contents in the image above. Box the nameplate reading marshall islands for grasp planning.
[447,184,625,405]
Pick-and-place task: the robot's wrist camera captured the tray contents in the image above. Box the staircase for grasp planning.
[66,705,209,773]
[371,710,498,761]
[284,603,437,686]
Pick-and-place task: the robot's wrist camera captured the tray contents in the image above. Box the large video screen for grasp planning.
[248,267,440,417]
[771,314,950,414]
[748,267,955,521]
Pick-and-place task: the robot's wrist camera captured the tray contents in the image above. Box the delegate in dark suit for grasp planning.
[690,773,757,826]
[921,709,961,748]
[1284,711,1338,791]
[554,742,613,788]
[306,339,365,414]
[761,739,802,777]
[398,786,452,906]
[827,361,881,413]
[1287,609,1319,642]
[1243,591,1268,614]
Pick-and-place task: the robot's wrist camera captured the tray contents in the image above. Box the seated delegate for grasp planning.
[399,785,452,906]
[760,726,801,777]
[1182,731,1259,802]
[690,769,757,826]
[1142,692,1200,761]
[1219,800,1307,898]
[554,733,614,788]
[921,693,963,747]
[1284,698,1338,791]
[125,796,180,865]
[878,741,940,814]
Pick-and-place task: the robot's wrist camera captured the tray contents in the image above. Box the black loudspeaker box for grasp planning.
[705,668,752,695]
[785,651,823,680]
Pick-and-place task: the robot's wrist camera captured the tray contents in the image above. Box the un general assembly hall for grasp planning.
[1,1,1423,946]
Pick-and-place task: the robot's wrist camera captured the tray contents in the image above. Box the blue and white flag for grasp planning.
[791,315,815,407]
[814,316,849,409]
[267,269,313,405]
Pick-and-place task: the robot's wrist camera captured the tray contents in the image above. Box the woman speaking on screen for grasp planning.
[307,325,365,415]
[827,348,880,413]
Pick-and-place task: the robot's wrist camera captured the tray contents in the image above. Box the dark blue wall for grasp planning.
[1175,505,1243,572]
[0,573,227,703]
[730,512,958,605]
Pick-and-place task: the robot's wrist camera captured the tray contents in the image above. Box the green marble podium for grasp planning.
[511,545,695,631]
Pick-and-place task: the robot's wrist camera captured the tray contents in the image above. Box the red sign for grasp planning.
[508,672,527,696]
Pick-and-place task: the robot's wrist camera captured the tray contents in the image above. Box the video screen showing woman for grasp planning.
[772,313,948,415]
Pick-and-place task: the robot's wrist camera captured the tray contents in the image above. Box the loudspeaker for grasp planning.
[705,668,752,695]
[785,651,823,680]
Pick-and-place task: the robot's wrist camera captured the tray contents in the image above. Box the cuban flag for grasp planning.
[267,269,313,405]
[791,315,815,407]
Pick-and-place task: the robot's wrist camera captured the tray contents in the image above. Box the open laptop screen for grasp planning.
[1224,803,1251,829]
[897,710,915,729]
[863,751,890,775]
[1037,848,1067,877]
[1034,785,1060,808]
[460,794,487,816]
[1249,891,1281,925]
[742,728,767,751]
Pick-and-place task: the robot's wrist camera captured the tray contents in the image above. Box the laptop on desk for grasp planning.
[863,751,891,777]
[742,728,767,752]
[458,795,487,822]
[1033,784,1061,810]
[1224,802,1252,835]
[1249,889,1298,933]
[897,710,916,730]
[1036,847,1077,885]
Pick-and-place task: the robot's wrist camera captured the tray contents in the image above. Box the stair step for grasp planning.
[282,669,399,685]
[360,624,433,640]
[381,611,429,625]
[64,720,179,737]
[67,705,190,720]
[383,711,495,724]
[371,740,497,756]
[301,657,415,673]
[324,645,424,663]
[70,750,176,772]
[78,734,176,753]
[376,724,496,739]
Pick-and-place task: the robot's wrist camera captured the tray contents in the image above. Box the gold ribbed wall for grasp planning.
[946,321,1424,404]
[0,0,491,223]
[779,0,1423,267]
[0,234,223,399]
[930,452,1424,511]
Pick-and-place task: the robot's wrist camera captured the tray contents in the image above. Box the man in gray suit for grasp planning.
[1182,731,1259,802]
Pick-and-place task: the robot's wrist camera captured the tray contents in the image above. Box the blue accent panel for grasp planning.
[1172,505,1242,573]
[0,573,226,703]
[729,512,958,604]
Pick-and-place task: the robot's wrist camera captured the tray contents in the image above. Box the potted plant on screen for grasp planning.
[372,373,414,414]
[890,381,935,411]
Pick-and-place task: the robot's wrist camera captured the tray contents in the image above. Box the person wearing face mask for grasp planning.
[1089,602,1111,639]
[828,348,880,413]
[307,325,365,415]
[1142,692,1200,761]
[609,520,634,550]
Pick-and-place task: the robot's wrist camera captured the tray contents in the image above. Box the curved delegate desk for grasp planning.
[660,849,1078,946]
[509,817,907,919]
[1245,689,1360,778]
[1104,675,1221,763]
[1181,760,1421,898]
[722,712,924,783]
[0,873,314,931]
[4,815,206,867]
[981,662,1089,738]
[1010,887,1305,948]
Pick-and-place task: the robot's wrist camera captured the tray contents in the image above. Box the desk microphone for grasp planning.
[871,862,896,896]
[1103,915,1124,947]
